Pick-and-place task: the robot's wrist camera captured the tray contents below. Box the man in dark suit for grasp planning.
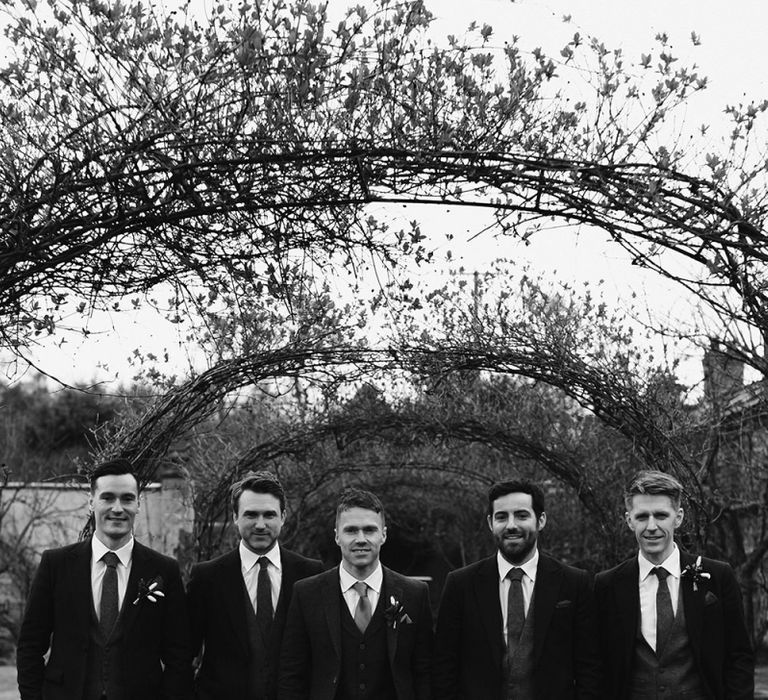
[433,479,601,699]
[595,470,754,700]
[187,471,322,700]
[16,458,192,700]
[279,488,433,700]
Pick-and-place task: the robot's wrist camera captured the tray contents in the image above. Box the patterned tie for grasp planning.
[99,551,120,638]
[256,557,273,635]
[653,567,673,655]
[506,567,525,654]
[353,581,372,633]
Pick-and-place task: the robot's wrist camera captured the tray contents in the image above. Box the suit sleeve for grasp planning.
[16,551,54,700]
[160,559,194,700]
[432,571,462,700]
[278,584,312,700]
[720,564,755,699]
[572,570,603,700]
[412,583,434,700]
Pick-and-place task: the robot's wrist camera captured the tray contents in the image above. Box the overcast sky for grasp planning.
[6,0,767,389]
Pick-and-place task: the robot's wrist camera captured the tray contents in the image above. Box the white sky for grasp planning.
[5,0,768,390]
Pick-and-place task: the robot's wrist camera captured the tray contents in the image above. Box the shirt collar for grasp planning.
[239,540,282,573]
[92,535,134,568]
[638,543,680,581]
[497,547,539,583]
[339,561,383,595]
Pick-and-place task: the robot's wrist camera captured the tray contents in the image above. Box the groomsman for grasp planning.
[187,471,322,700]
[595,470,754,699]
[279,488,433,700]
[17,458,192,700]
[433,479,601,699]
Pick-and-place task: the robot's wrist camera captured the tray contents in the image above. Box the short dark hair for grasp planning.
[335,488,386,526]
[487,480,546,519]
[624,470,683,510]
[231,471,286,515]
[89,458,138,493]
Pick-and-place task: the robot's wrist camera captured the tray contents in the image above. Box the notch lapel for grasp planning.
[614,559,640,668]
[473,557,505,671]
[114,540,150,640]
[322,570,342,661]
[532,554,561,662]
[679,551,703,661]
[220,549,251,654]
[68,540,94,634]
[383,569,403,667]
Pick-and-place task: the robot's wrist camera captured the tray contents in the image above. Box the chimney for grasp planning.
[703,340,744,406]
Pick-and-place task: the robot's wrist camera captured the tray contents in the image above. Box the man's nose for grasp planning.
[112,500,124,512]
[647,517,658,530]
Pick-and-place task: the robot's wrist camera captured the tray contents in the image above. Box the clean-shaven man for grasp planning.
[595,470,754,699]
[17,458,192,700]
[187,471,322,699]
[433,479,601,699]
[279,488,433,700]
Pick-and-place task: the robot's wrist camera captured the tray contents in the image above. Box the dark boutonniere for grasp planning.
[133,575,165,605]
[384,596,413,631]
[681,555,711,592]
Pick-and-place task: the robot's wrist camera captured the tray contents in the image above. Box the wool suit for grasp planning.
[432,552,602,699]
[595,551,754,700]
[187,546,322,700]
[16,538,192,700]
[278,566,433,700]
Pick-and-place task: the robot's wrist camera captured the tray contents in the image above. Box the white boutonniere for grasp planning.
[133,575,165,605]
[681,555,711,592]
[384,596,413,631]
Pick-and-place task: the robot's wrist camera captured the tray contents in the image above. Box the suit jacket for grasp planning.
[186,546,323,700]
[432,552,601,700]
[278,565,433,700]
[16,538,192,700]
[595,550,754,700]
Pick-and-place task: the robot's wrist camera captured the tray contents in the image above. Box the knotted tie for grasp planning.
[255,557,273,635]
[653,566,673,655]
[353,581,372,633]
[99,551,120,638]
[506,567,525,654]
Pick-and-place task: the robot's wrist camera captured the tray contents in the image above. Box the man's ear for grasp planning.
[334,528,340,547]
[537,511,547,531]
[381,526,387,543]
[675,507,684,528]
[624,512,632,529]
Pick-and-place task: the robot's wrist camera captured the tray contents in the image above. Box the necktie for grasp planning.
[353,581,372,633]
[506,567,525,654]
[256,557,273,635]
[653,567,673,654]
[99,551,120,638]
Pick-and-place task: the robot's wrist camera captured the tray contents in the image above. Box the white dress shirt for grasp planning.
[240,541,282,612]
[91,536,134,617]
[638,544,681,651]
[339,562,383,617]
[497,548,539,640]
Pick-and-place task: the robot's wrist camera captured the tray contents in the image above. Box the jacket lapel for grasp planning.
[679,550,703,661]
[322,569,342,661]
[473,556,505,670]
[220,548,251,654]
[532,553,561,661]
[614,558,640,668]
[382,568,402,667]
[114,540,150,640]
[68,540,94,630]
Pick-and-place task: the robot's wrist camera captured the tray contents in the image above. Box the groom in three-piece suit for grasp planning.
[279,488,433,700]
[16,458,192,700]
[187,471,323,700]
[595,470,754,700]
[433,479,601,699]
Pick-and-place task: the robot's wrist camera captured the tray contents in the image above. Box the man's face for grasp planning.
[626,494,683,565]
[90,473,140,550]
[335,507,387,579]
[487,492,546,566]
[234,490,285,555]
